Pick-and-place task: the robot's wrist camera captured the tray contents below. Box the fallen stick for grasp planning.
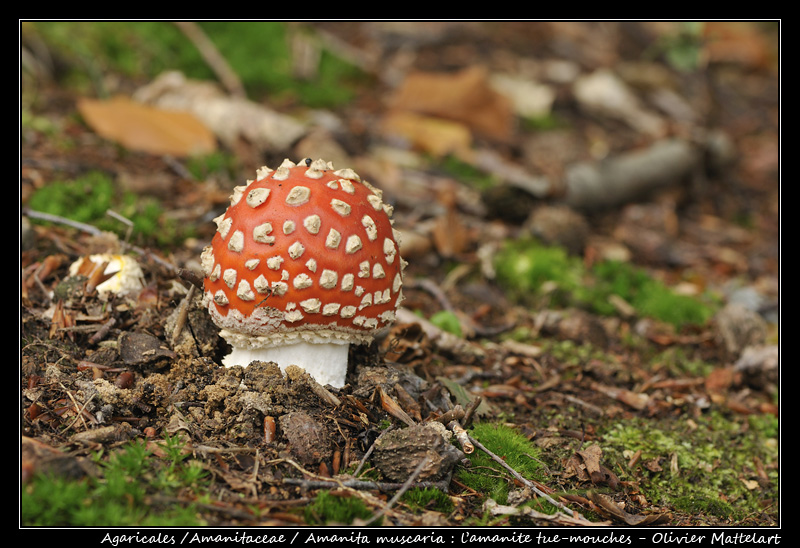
[467,433,592,523]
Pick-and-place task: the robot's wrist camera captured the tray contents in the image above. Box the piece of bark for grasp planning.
[371,422,463,482]
[279,411,332,465]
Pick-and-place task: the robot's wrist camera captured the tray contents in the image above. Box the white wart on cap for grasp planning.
[201,158,405,388]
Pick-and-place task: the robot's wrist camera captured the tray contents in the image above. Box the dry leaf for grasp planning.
[587,491,669,526]
[381,111,472,158]
[591,382,651,410]
[703,22,773,69]
[77,95,216,157]
[389,66,514,141]
[133,71,306,152]
[565,444,620,489]
[431,187,470,257]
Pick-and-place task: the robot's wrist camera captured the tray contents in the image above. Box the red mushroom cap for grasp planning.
[201,158,404,352]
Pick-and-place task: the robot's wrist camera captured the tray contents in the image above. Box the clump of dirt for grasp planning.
[21,258,468,499]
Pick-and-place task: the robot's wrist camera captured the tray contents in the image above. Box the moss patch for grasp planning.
[457,423,542,505]
[493,239,716,329]
[600,411,779,524]
[304,491,375,525]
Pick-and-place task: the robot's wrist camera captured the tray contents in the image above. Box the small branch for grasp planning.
[23,208,182,277]
[173,21,245,98]
[447,420,474,454]
[461,396,482,428]
[363,456,430,525]
[353,426,395,477]
[24,208,104,236]
[89,317,117,346]
[281,476,450,493]
[467,433,591,523]
[179,268,204,290]
[171,284,196,345]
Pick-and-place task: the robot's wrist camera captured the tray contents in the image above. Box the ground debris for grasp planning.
[371,422,464,483]
[279,411,333,466]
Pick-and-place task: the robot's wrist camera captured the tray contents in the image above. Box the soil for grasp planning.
[20,21,779,529]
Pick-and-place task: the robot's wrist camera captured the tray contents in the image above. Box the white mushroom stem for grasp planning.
[222,341,350,388]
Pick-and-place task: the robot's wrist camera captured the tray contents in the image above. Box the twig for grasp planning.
[171,284,196,345]
[353,426,395,477]
[282,475,449,494]
[89,317,117,346]
[179,268,204,290]
[59,383,95,432]
[23,208,182,276]
[363,456,430,526]
[447,420,474,454]
[308,378,341,408]
[194,444,260,454]
[24,208,104,236]
[461,396,482,428]
[173,21,245,98]
[105,209,134,243]
[467,433,590,522]
[407,278,455,313]
[484,499,603,527]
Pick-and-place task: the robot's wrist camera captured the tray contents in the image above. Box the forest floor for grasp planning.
[20,21,780,530]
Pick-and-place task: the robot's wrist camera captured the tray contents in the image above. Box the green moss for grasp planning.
[438,155,500,191]
[28,21,364,108]
[27,171,186,246]
[519,112,568,132]
[600,412,779,522]
[650,347,716,377]
[185,151,239,182]
[27,171,115,226]
[304,491,376,525]
[545,339,606,368]
[457,423,542,505]
[429,310,463,337]
[493,240,715,329]
[494,239,583,308]
[21,435,208,526]
[401,487,454,514]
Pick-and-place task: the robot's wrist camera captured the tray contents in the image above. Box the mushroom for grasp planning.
[201,158,405,388]
[68,253,145,300]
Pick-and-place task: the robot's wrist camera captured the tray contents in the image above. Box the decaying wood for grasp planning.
[563,139,700,210]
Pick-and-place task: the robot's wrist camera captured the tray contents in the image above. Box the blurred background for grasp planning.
[20,21,780,527]
[21,20,780,334]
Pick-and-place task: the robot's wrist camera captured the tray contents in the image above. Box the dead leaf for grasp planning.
[431,186,470,258]
[705,367,737,393]
[565,444,620,489]
[49,299,75,340]
[381,111,472,158]
[77,95,216,157]
[587,491,669,525]
[118,331,177,365]
[377,385,417,427]
[590,382,651,410]
[389,66,514,141]
[703,22,774,69]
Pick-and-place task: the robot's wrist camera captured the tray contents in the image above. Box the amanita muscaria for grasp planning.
[201,158,405,388]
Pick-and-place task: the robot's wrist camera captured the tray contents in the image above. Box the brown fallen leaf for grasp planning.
[587,491,669,525]
[565,443,620,489]
[377,385,417,427]
[381,111,472,158]
[77,95,216,157]
[590,381,651,410]
[431,186,471,258]
[388,65,514,141]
